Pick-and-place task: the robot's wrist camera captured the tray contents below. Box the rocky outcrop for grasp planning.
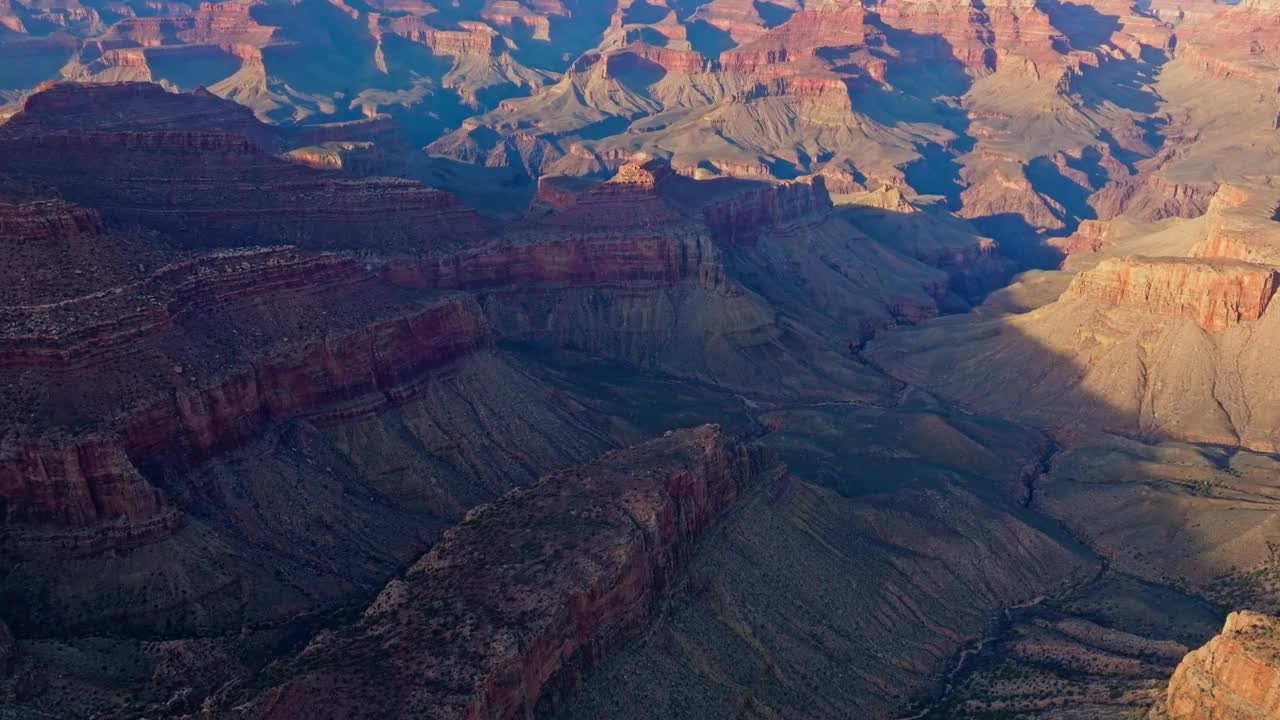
[220,426,773,720]
[1051,218,1111,254]
[0,199,100,242]
[384,229,724,291]
[1091,170,1220,223]
[0,438,170,538]
[5,82,277,147]
[699,176,833,244]
[481,0,559,41]
[80,47,153,82]
[959,156,1068,233]
[379,158,911,398]
[719,5,878,74]
[533,174,599,211]
[873,0,1067,77]
[599,44,710,75]
[380,16,502,56]
[1062,256,1280,331]
[528,159,833,244]
[1157,611,1280,720]
[284,142,373,170]
[686,0,771,45]
[1,136,476,249]
[1194,184,1280,264]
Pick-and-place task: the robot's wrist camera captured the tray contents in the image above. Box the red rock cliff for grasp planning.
[700,176,833,245]
[1194,184,1280,263]
[1159,610,1280,720]
[0,248,492,534]
[1062,256,1280,331]
[221,426,775,720]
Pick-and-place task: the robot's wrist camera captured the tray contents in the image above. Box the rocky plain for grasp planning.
[1,0,1280,718]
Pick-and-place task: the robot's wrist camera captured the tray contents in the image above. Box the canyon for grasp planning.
[0,0,1279,718]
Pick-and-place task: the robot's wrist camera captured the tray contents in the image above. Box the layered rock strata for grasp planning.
[220,426,773,720]
[1063,256,1280,331]
[0,247,491,534]
[1156,611,1280,720]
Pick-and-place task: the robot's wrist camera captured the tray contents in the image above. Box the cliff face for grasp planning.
[384,159,924,397]
[1063,257,1280,332]
[700,176,833,244]
[599,44,709,75]
[874,0,1066,77]
[0,245,491,535]
[719,5,878,74]
[6,82,278,147]
[1158,611,1280,720]
[1091,169,1221,223]
[1052,218,1111,255]
[381,16,502,57]
[221,426,774,720]
[0,83,483,250]
[529,159,835,245]
[1194,184,1280,264]
[102,0,275,48]
[384,229,724,291]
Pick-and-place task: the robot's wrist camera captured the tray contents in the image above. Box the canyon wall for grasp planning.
[1063,257,1280,331]
[0,252,491,535]
[222,426,774,720]
[1157,611,1280,720]
[0,83,483,252]
[1194,184,1280,264]
[700,176,833,244]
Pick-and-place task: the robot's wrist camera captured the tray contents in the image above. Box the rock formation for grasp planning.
[0,198,99,243]
[1154,611,1280,720]
[1062,256,1280,332]
[216,426,774,720]
[1172,0,1280,91]
[1195,183,1280,264]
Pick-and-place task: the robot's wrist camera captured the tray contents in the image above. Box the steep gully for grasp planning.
[844,359,1119,719]
[864,383,1247,718]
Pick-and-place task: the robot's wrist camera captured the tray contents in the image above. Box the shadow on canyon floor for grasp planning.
[855,284,1280,715]
[544,264,1280,719]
